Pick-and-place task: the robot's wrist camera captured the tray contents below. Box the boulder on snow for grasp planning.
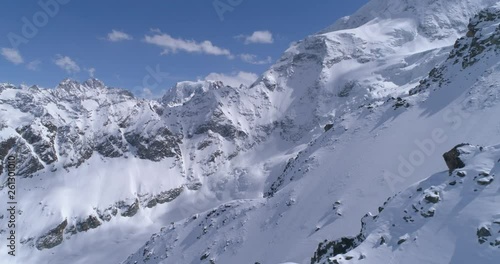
[477,226,492,244]
[443,144,469,174]
[424,192,440,204]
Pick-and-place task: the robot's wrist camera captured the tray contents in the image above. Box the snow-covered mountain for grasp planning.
[2,0,500,263]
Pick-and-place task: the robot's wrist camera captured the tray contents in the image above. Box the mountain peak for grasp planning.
[83,78,106,89]
[322,0,499,40]
[55,78,107,96]
[56,78,81,91]
[160,80,226,107]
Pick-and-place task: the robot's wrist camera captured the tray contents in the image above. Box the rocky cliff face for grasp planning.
[0,79,178,176]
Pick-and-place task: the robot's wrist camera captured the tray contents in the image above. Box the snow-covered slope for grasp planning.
[122,2,500,264]
[313,144,500,264]
[2,0,500,263]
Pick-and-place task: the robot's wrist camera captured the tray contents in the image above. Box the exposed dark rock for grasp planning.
[97,207,118,222]
[15,141,45,177]
[265,157,297,198]
[477,226,492,244]
[76,215,101,232]
[36,219,68,250]
[57,125,94,169]
[477,176,494,186]
[397,238,407,245]
[421,208,436,218]
[186,182,203,191]
[125,128,181,162]
[393,97,410,109]
[424,193,440,204]
[208,150,223,163]
[197,140,212,150]
[194,121,245,140]
[495,239,500,246]
[338,81,357,97]
[65,225,77,235]
[200,252,210,260]
[443,144,469,174]
[156,187,184,204]
[96,135,126,158]
[17,125,58,165]
[310,234,364,264]
[0,137,16,173]
[146,199,158,208]
[120,199,140,217]
[311,214,371,264]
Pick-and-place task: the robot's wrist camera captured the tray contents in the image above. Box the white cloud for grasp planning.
[26,60,41,71]
[141,87,153,98]
[133,87,165,100]
[86,67,96,77]
[144,31,232,57]
[238,30,274,44]
[239,53,272,65]
[106,30,133,42]
[1,48,24,65]
[205,71,259,87]
[54,55,80,74]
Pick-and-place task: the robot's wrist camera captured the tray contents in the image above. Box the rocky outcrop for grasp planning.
[443,144,469,174]
[76,215,101,232]
[95,135,127,158]
[146,187,184,208]
[310,214,369,264]
[410,5,500,95]
[120,199,140,217]
[0,79,191,178]
[36,220,68,250]
[0,138,16,173]
[125,128,181,161]
[17,124,58,165]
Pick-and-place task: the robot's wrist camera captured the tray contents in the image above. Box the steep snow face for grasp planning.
[411,3,500,98]
[323,0,499,39]
[313,144,500,264]
[122,4,500,264]
[246,0,500,145]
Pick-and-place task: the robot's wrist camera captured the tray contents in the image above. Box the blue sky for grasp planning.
[0,0,368,98]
